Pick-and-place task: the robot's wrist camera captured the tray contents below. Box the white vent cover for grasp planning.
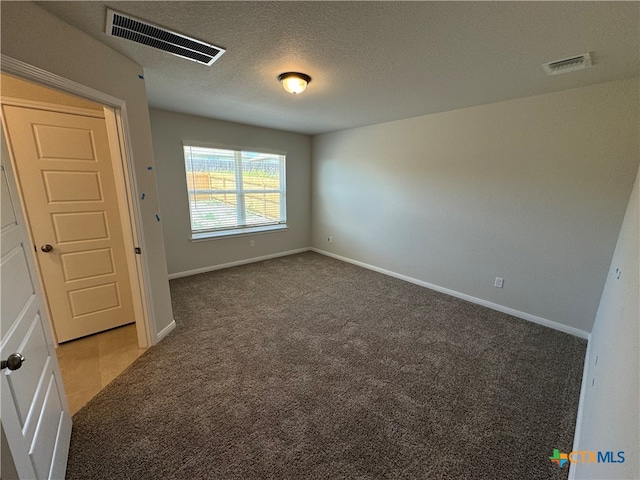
[105,9,225,66]
[542,53,592,76]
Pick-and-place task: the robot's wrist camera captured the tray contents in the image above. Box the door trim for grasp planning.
[0,96,106,118]
[104,107,153,349]
[1,54,154,348]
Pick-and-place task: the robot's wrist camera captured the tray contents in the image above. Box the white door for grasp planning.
[1,128,71,479]
[1,103,135,342]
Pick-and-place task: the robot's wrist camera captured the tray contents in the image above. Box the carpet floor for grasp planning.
[66,252,586,479]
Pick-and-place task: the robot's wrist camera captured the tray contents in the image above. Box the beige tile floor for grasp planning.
[56,323,147,415]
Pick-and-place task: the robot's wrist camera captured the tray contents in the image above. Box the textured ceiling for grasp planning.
[37,1,639,135]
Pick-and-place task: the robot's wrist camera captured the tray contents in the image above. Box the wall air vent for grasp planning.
[105,9,225,66]
[542,53,592,76]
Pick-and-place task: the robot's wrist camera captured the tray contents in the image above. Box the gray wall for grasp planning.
[312,78,639,333]
[573,170,639,479]
[149,108,311,276]
[0,2,174,339]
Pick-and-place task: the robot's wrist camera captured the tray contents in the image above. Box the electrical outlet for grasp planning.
[327,236,333,243]
[494,277,504,288]
[250,240,255,247]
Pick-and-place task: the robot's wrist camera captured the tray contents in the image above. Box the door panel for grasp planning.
[43,170,103,202]
[52,211,109,244]
[0,247,35,333]
[6,314,50,426]
[2,105,135,342]
[31,375,65,479]
[33,124,96,160]
[61,248,114,281]
[1,166,16,227]
[68,282,121,316]
[1,127,71,479]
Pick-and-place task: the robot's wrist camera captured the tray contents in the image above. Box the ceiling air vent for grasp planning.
[542,53,592,76]
[105,9,225,66]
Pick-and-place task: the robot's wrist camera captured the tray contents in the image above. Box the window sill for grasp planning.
[190,224,288,242]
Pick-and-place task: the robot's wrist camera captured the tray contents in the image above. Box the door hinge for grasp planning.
[134,247,142,254]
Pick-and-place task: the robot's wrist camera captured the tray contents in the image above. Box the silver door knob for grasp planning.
[41,244,53,252]
[1,353,25,371]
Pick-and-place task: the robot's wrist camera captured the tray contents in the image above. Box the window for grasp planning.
[183,145,286,239]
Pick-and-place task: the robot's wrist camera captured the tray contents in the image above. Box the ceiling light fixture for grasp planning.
[278,72,311,94]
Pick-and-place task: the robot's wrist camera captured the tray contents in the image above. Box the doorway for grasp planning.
[1,74,148,413]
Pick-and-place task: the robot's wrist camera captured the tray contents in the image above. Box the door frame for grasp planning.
[1,55,154,348]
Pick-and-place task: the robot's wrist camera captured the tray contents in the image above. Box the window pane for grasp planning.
[189,193,238,231]
[208,172,236,191]
[241,152,281,190]
[245,193,281,223]
[184,145,286,235]
[242,151,283,226]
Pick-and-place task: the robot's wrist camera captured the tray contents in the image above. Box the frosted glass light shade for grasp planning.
[278,72,311,94]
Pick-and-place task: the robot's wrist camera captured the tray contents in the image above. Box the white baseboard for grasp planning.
[168,246,590,339]
[167,247,312,280]
[311,248,590,339]
[156,319,176,343]
[568,335,592,480]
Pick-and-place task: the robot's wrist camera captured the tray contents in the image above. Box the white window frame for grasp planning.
[183,142,287,240]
